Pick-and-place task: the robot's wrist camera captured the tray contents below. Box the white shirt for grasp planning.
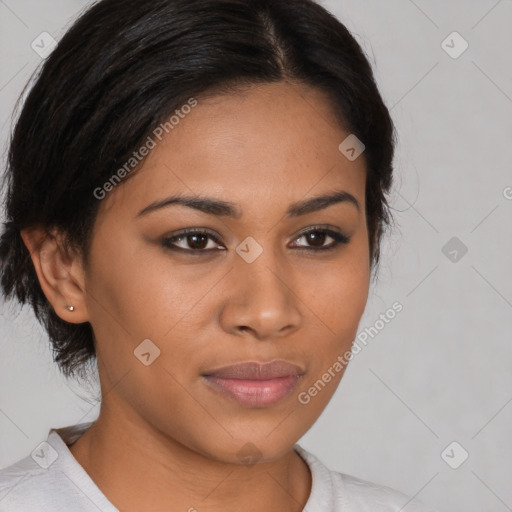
[0,422,437,511]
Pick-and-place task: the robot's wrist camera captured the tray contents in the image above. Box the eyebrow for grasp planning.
[136,189,360,219]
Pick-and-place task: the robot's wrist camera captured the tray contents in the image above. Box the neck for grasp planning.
[68,402,312,512]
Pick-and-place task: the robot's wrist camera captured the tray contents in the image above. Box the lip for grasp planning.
[202,360,304,380]
[201,360,304,407]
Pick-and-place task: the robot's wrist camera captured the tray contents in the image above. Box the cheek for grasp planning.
[84,238,212,430]
[85,227,207,340]
[309,252,370,340]
[294,257,369,417]
[83,236,226,411]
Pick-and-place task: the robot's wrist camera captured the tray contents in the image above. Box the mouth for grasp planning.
[201,360,304,408]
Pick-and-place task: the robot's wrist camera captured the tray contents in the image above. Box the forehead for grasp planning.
[100,81,367,218]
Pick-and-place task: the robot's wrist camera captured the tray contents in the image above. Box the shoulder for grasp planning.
[294,445,438,512]
[0,423,109,512]
[0,453,65,511]
[331,471,437,512]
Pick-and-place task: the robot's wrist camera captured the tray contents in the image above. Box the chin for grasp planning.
[184,430,297,467]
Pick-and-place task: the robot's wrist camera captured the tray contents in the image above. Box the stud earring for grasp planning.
[66,305,75,311]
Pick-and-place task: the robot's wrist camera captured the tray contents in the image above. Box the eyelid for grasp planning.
[169,227,223,243]
[290,224,350,250]
[292,224,343,240]
[165,227,226,251]
[161,224,350,253]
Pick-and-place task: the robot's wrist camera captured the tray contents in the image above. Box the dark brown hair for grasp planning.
[0,0,396,379]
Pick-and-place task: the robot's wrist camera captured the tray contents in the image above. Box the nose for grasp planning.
[218,257,303,341]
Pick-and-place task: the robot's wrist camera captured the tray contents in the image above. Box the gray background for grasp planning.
[1,1,511,511]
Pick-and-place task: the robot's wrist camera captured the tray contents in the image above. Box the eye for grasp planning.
[161,226,350,255]
[290,226,350,252]
[161,228,225,253]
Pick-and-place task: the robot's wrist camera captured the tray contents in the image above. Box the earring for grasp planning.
[66,305,75,311]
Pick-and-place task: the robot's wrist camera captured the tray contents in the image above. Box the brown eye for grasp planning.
[182,233,209,250]
[304,231,327,247]
[161,229,224,253]
[291,228,350,251]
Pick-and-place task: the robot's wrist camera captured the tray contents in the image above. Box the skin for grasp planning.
[21,80,370,512]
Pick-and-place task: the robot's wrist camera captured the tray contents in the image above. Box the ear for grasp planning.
[20,226,89,324]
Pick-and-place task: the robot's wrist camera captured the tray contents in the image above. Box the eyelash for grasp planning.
[161,225,350,255]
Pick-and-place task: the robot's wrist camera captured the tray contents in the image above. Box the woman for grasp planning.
[0,0,437,510]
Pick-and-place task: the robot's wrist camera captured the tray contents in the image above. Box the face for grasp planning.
[82,80,370,464]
